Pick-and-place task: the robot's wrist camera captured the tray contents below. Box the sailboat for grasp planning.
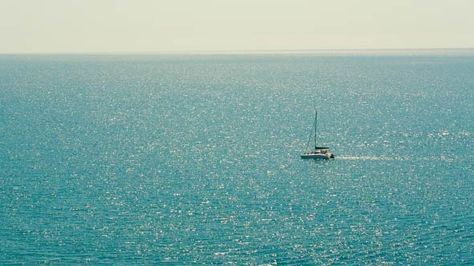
[301,110,335,159]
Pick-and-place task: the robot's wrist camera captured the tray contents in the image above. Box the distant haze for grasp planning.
[1,0,473,53]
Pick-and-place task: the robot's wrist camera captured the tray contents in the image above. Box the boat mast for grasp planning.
[314,109,317,149]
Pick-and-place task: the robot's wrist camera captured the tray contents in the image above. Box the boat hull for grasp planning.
[301,153,334,160]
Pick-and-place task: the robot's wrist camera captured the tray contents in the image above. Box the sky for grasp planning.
[0,0,473,53]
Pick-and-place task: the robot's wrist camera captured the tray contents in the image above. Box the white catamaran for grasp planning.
[301,110,335,160]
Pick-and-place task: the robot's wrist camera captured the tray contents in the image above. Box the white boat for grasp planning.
[301,110,335,160]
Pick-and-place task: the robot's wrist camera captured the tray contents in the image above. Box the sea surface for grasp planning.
[1,53,473,264]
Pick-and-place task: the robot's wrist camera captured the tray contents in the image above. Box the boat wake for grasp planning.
[336,156,402,161]
[336,156,460,162]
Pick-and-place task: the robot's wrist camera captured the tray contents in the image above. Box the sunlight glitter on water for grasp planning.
[0,54,473,264]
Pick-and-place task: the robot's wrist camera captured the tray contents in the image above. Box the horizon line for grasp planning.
[1,47,474,56]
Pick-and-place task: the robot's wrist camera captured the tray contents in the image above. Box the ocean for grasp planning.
[1,53,473,264]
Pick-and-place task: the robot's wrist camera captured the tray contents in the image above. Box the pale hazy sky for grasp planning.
[1,0,473,53]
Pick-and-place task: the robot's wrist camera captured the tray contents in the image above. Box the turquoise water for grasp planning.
[1,54,473,264]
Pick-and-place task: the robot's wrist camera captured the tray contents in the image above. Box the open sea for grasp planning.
[1,53,473,264]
